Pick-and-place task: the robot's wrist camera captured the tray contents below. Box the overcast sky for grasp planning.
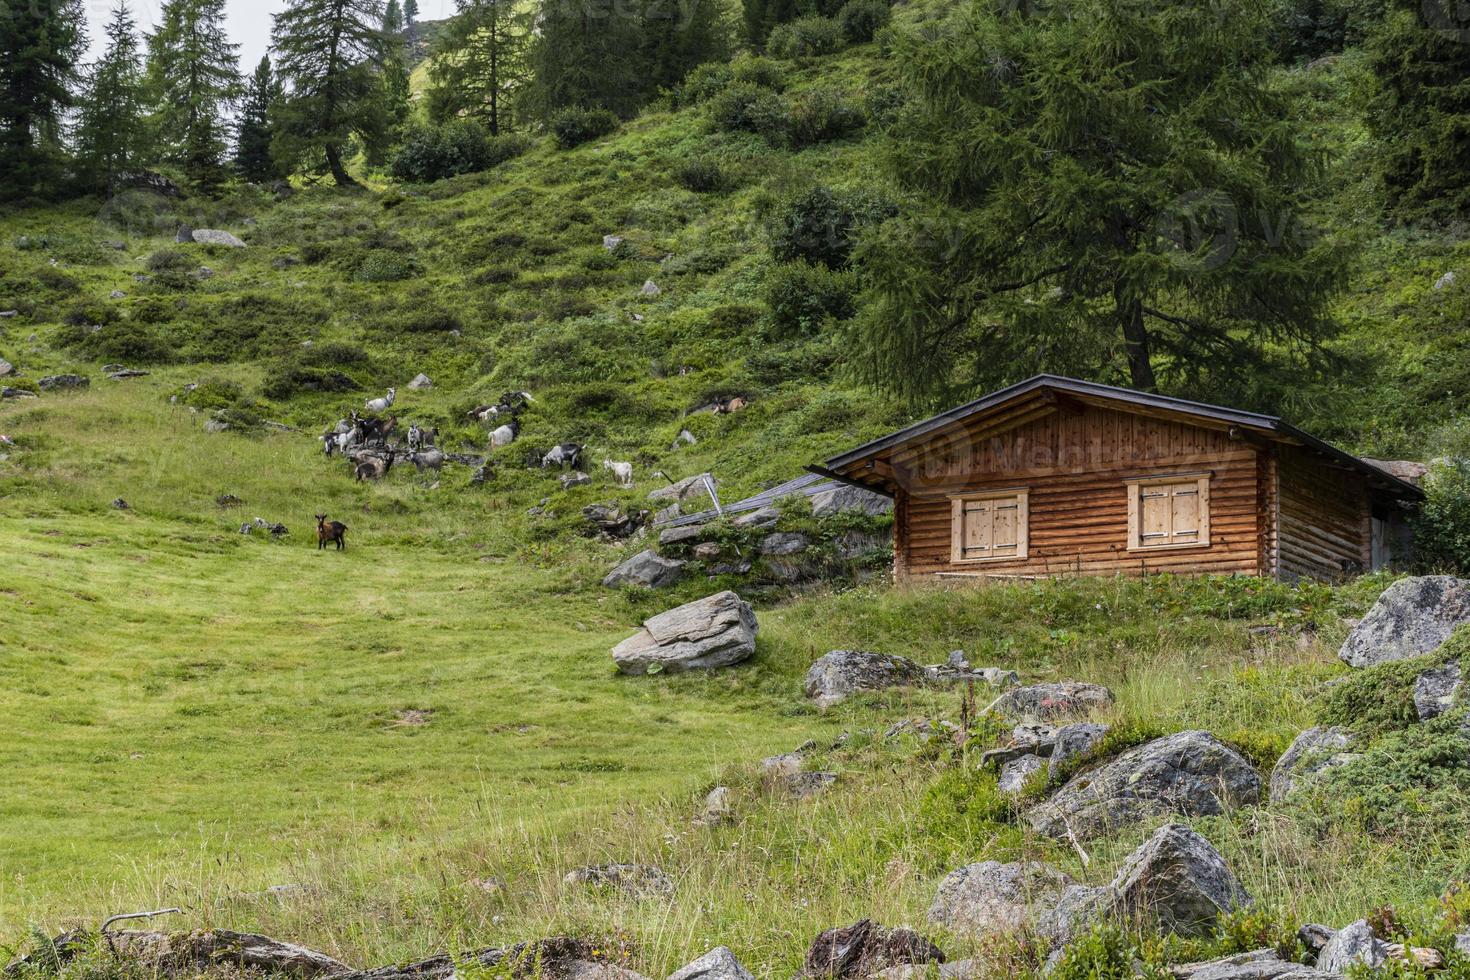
[81,0,459,69]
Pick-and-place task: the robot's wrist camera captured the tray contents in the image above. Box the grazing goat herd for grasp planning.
[318,387,637,496]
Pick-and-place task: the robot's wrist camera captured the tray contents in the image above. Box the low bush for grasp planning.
[730,55,786,89]
[706,83,789,141]
[770,185,893,268]
[768,16,844,58]
[74,321,173,364]
[786,87,865,146]
[1323,714,1470,834]
[673,63,734,107]
[176,377,247,412]
[355,250,423,283]
[391,122,531,183]
[145,249,190,272]
[763,260,858,336]
[1413,460,1470,573]
[838,0,891,41]
[550,107,620,149]
[261,364,362,400]
[675,157,734,193]
[1318,652,1451,737]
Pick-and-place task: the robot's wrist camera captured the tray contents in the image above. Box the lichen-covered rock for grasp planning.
[1269,727,1357,802]
[1414,660,1463,720]
[667,946,754,980]
[1037,884,1112,948]
[611,591,757,675]
[1170,949,1340,979]
[1316,920,1388,974]
[1025,730,1260,841]
[603,549,687,589]
[804,650,927,706]
[1048,723,1110,775]
[990,682,1114,723]
[801,920,944,978]
[38,373,88,391]
[810,484,893,518]
[759,532,809,556]
[997,754,1044,794]
[192,229,247,247]
[563,864,674,898]
[927,861,1074,936]
[1109,824,1251,935]
[1339,576,1470,668]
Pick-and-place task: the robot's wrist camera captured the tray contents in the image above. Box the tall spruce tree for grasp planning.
[377,2,412,156]
[0,0,87,199]
[853,0,1347,404]
[145,0,240,187]
[1366,2,1470,223]
[384,0,405,31]
[526,0,643,118]
[75,1,146,191]
[638,0,731,94]
[235,55,283,181]
[428,0,530,132]
[404,0,419,26]
[272,0,395,186]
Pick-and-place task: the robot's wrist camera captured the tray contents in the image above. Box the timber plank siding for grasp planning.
[815,376,1422,584]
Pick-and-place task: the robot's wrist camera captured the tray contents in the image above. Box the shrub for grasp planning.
[550,107,620,149]
[1318,652,1448,737]
[177,377,247,411]
[673,63,734,107]
[786,87,865,146]
[730,55,786,89]
[394,309,463,333]
[770,185,893,268]
[145,249,190,272]
[767,16,844,58]
[706,83,789,141]
[763,259,858,336]
[1050,926,1166,980]
[355,250,422,283]
[260,364,362,400]
[391,122,531,182]
[1322,714,1470,834]
[76,321,172,364]
[675,157,733,193]
[838,0,890,41]
[1413,460,1470,573]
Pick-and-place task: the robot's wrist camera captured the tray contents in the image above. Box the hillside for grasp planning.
[5,3,1470,978]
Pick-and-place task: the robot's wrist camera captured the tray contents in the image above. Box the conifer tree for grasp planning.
[0,0,87,199]
[526,0,643,118]
[853,0,1347,404]
[429,0,530,133]
[638,0,731,95]
[145,0,241,187]
[235,55,283,181]
[75,1,146,191]
[404,0,419,26]
[385,0,405,31]
[271,0,395,186]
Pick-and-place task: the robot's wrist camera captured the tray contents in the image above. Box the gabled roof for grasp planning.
[812,374,1423,500]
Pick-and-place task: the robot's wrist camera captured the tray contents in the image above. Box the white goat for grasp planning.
[603,458,634,486]
[490,417,520,448]
[364,387,396,413]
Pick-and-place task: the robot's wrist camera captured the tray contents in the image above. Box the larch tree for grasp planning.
[428,0,531,133]
[235,55,284,181]
[526,0,643,118]
[145,0,240,187]
[0,0,87,199]
[271,0,396,186]
[75,0,146,191]
[853,0,1348,406]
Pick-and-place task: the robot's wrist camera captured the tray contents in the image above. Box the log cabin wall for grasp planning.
[893,404,1264,580]
[1275,446,1372,582]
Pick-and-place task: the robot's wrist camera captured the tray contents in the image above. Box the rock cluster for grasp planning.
[803,649,1023,707]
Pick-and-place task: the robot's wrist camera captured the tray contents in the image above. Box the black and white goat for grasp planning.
[541,443,583,470]
[490,417,521,448]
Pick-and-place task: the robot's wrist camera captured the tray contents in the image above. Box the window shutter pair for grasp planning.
[951,490,1029,562]
[1128,476,1211,550]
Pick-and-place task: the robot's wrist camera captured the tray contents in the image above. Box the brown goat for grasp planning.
[316,514,348,551]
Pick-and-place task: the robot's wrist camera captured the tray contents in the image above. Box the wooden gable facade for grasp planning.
[814,376,1422,583]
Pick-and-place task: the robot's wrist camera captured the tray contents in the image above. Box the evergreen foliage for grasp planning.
[427,0,531,134]
[0,0,87,199]
[853,0,1349,405]
[74,1,146,191]
[145,0,241,187]
[235,56,283,181]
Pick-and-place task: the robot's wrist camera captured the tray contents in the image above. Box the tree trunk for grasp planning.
[1115,282,1156,391]
[324,143,358,187]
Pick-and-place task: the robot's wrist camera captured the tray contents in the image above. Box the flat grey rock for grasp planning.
[760,531,809,556]
[611,591,757,675]
[810,484,892,518]
[804,650,927,706]
[997,753,1044,794]
[732,506,780,528]
[1339,576,1470,667]
[603,549,687,589]
[1048,723,1110,775]
[192,229,247,247]
[1170,949,1341,979]
[667,946,753,980]
[564,863,674,898]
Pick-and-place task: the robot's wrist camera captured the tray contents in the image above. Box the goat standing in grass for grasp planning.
[354,450,394,482]
[365,388,396,413]
[315,514,348,550]
[408,448,445,485]
[603,458,634,486]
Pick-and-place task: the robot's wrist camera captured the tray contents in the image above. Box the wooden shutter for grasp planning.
[951,490,1028,563]
[1128,475,1211,550]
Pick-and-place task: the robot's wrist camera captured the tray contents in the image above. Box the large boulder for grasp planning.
[810,484,893,519]
[611,591,757,675]
[603,550,687,589]
[1415,660,1463,720]
[1338,576,1470,667]
[927,861,1075,936]
[990,682,1115,723]
[667,947,754,980]
[1109,824,1251,935]
[1170,949,1340,979]
[1025,730,1261,841]
[192,228,247,247]
[1316,920,1388,974]
[802,921,944,978]
[1269,727,1357,802]
[804,650,927,706]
